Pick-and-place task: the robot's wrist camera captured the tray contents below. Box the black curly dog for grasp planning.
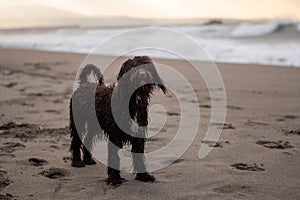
[69,56,167,186]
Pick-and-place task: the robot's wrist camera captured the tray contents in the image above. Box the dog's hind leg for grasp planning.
[82,117,97,165]
[107,137,125,186]
[70,99,86,168]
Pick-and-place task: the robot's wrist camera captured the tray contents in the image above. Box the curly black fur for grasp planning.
[69,56,166,186]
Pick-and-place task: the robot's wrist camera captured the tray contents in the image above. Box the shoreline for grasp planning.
[1,47,299,69]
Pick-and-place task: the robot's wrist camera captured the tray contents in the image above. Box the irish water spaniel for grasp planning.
[69,56,167,186]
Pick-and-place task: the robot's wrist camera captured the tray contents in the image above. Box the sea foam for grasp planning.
[231,20,295,37]
[0,20,299,67]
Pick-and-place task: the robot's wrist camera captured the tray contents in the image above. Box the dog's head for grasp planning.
[117,56,167,95]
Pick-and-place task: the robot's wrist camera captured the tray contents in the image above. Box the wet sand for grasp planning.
[0,48,299,199]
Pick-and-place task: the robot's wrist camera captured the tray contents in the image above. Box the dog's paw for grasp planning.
[71,161,85,168]
[135,173,155,182]
[107,177,127,186]
[83,157,96,165]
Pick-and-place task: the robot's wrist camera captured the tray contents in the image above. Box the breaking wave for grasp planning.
[231,20,296,37]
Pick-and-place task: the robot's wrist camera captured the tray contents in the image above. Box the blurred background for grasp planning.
[0,0,299,67]
[1,0,300,28]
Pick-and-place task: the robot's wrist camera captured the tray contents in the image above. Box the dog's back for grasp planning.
[94,85,115,132]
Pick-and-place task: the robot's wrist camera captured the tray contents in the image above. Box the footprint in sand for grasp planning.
[210,123,235,129]
[199,104,211,108]
[244,120,269,126]
[159,157,185,165]
[277,115,298,121]
[0,193,14,200]
[53,99,64,104]
[222,123,235,129]
[0,172,11,189]
[0,178,10,189]
[176,195,204,200]
[24,61,66,71]
[50,145,59,149]
[0,122,33,130]
[0,170,7,176]
[26,110,39,114]
[256,140,293,149]
[24,61,67,70]
[283,115,298,119]
[231,163,265,171]
[45,109,61,114]
[0,122,31,130]
[24,61,50,71]
[0,154,15,159]
[2,82,18,88]
[166,111,180,116]
[213,184,251,194]
[227,105,243,110]
[40,168,69,180]
[0,142,25,153]
[202,140,229,147]
[28,158,48,167]
[285,130,300,136]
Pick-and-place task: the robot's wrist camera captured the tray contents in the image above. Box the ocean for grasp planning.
[0,19,299,67]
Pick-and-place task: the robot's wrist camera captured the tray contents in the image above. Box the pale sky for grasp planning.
[0,0,299,28]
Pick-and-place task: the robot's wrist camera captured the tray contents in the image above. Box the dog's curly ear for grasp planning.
[147,62,167,95]
[155,76,167,95]
[117,58,134,81]
[158,82,167,94]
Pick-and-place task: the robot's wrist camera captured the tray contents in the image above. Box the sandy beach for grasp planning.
[0,48,299,199]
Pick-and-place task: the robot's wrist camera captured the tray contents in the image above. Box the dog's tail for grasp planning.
[79,64,104,86]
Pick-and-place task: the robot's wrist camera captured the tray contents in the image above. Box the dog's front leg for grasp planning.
[131,127,155,182]
[107,139,125,186]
